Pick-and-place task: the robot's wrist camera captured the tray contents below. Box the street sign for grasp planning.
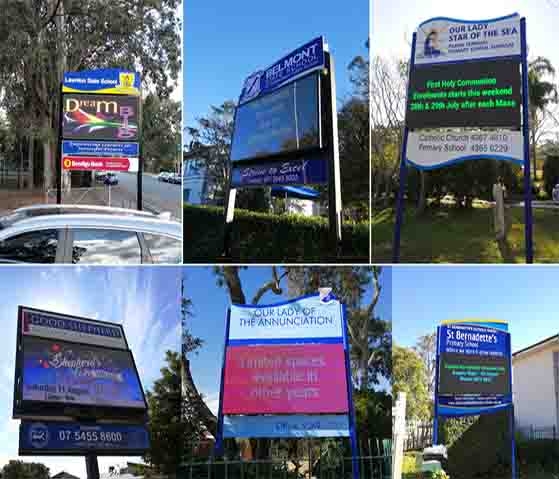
[62,94,139,141]
[223,37,343,258]
[14,306,147,421]
[414,14,521,65]
[62,140,139,158]
[433,319,516,479]
[437,322,512,415]
[62,69,141,96]
[392,13,533,264]
[57,68,143,209]
[407,59,521,129]
[19,421,149,456]
[215,293,360,479]
[62,156,139,172]
[223,414,350,438]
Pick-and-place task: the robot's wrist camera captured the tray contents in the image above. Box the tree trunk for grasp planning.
[42,134,52,192]
[417,170,426,214]
[28,137,34,190]
[530,108,537,181]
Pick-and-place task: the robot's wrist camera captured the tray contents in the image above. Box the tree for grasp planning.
[142,94,181,173]
[144,350,187,475]
[528,57,558,180]
[186,102,236,199]
[2,461,50,479]
[0,0,181,188]
[414,333,437,397]
[393,345,431,420]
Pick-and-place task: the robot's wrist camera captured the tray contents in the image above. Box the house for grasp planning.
[512,334,559,435]
[183,146,222,205]
[52,472,81,479]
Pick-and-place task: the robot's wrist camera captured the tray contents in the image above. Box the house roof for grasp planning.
[513,334,559,359]
[52,472,81,479]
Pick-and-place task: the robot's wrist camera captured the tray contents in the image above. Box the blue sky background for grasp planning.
[393,266,559,353]
[182,0,368,141]
[0,266,181,478]
[183,266,390,414]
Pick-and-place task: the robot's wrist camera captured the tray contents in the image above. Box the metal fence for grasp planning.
[517,425,558,440]
[180,439,392,479]
[404,422,433,451]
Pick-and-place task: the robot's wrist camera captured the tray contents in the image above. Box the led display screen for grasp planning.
[406,59,521,129]
[222,343,348,414]
[62,94,139,141]
[438,352,511,395]
[230,73,320,163]
[21,336,145,410]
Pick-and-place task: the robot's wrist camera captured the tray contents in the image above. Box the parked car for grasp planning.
[0,205,181,264]
[158,172,171,182]
[170,173,182,184]
[95,171,108,182]
[553,184,559,203]
[104,172,119,185]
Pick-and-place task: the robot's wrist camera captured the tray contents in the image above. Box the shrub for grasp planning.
[183,204,369,262]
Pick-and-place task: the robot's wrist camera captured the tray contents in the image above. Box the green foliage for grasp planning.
[445,411,511,479]
[543,153,559,197]
[142,94,181,172]
[183,204,369,262]
[354,389,392,441]
[1,461,50,479]
[407,160,522,208]
[145,350,191,475]
[403,453,420,473]
[393,345,431,420]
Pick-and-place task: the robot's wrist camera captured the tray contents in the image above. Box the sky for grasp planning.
[393,265,559,353]
[182,0,368,141]
[182,266,389,415]
[373,0,559,65]
[0,266,181,479]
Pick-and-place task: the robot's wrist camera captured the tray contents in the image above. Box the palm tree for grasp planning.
[528,57,558,181]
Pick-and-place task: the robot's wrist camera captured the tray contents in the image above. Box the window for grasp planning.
[143,233,181,264]
[183,189,191,202]
[71,229,142,264]
[0,230,59,263]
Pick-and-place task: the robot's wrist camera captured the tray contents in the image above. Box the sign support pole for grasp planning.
[214,308,231,456]
[85,454,100,479]
[222,186,236,259]
[324,51,343,258]
[56,82,64,205]
[392,32,416,263]
[342,303,360,479]
[520,17,533,263]
[433,326,441,445]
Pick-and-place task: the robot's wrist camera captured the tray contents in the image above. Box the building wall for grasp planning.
[513,347,557,430]
[183,159,207,205]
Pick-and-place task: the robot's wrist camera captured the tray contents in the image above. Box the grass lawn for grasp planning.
[372,204,559,263]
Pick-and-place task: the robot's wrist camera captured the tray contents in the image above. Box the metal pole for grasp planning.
[137,78,143,211]
[433,326,441,445]
[214,308,232,456]
[520,17,533,263]
[222,186,236,259]
[56,82,64,204]
[85,454,100,479]
[392,32,417,263]
[324,51,343,258]
[510,405,517,479]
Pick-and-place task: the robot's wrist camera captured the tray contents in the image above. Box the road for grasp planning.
[118,172,182,219]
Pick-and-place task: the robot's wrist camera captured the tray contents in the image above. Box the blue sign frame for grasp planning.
[19,421,149,456]
[392,15,533,264]
[433,320,516,479]
[214,294,360,479]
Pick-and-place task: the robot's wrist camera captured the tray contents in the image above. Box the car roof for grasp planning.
[0,205,181,238]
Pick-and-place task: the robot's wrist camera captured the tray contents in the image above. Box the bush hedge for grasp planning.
[183,204,369,262]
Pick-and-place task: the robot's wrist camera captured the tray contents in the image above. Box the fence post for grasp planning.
[392,392,407,479]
